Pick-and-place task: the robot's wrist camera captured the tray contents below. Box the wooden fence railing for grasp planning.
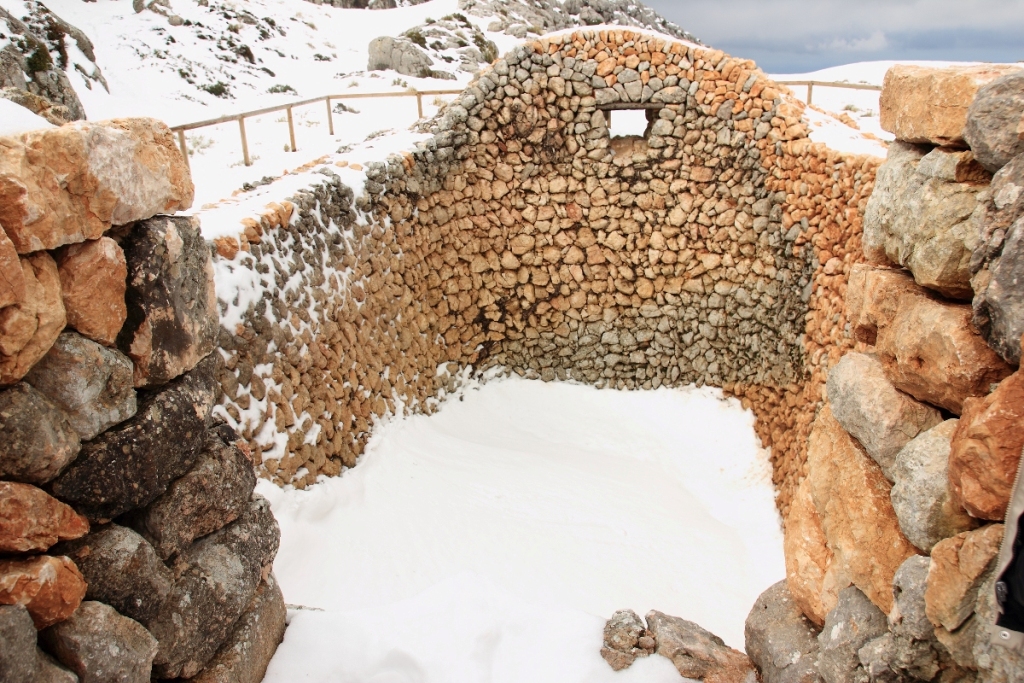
[170,88,463,169]
[774,80,883,107]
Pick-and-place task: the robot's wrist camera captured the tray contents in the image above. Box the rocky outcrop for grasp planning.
[41,601,158,683]
[890,420,977,554]
[964,71,1024,173]
[55,237,128,346]
[745,581,823,683]
[826,351,942,481]
[367,35,437,79]
[863,142,988,298]
[118,215,218,388]
[880,64,1022,147]
[0,118,193,254]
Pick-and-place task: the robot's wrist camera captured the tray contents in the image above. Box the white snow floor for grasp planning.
[257,375,785,682]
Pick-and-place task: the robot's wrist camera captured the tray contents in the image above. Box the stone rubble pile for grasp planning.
[0,120,285,682]
[747,64,1024,683]
[214,30,876,515]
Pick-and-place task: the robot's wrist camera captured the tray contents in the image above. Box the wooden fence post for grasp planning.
[326,97,334,136]
[286,106,297,152]
[416,91,424,120]
[176,129,190,171]
[238,117,251,167]
[807,83,814,106]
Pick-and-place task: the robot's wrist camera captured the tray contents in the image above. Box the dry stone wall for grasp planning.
[0,121,285,683]
[212,29,878,517]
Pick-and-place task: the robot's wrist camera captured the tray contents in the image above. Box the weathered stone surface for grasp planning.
[0,226,23,309]
[964,71,1024,173]
[974,219,1024,368]
[744,580,823,683]
[367,36,435,79]
[890,556,932,643]
[600,609,654,671]
[117,215,218,388]
[846,264,924,346]
[949,370,1024,521]
[876,292,1013,414]
[54,523,172,627]
[0,382,80,484]
[827,352,943,481]
[646,610,755,683]
[934,613,979,671]
[0,481,88,553]
[784,478,846,627]
[879,64,1022,146]
[856,632,944,683]
[817,587,888,683]
[0,555,86,628]
[807,405,917,614]
[148,496,280,679]
[25,332,136,441]
[0,252,66,385]
[891,420,977,553]
[863,142,988,298]
[0,118,194,254]
[189,575,286,683]
[129,425,256,560]
[55,237,127,346]
[0,603,42,681]
[41,600,157,683]
[48,356,219,521]
[925,524,1003,632]
[972,572,1024,682]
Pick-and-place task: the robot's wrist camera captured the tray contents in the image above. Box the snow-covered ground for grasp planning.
[257,375,785,682]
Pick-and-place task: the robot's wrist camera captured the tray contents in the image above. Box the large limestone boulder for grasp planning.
[783,478,847,626]
[41,601,158,683]
[890,420,976,553]
[0,118,193,254]
[0,555,86,628]
[367,36,435,79]
[876,291,1013,414]
[879,64,1022,146]
[925,524,1003,633]
[948,369,1024,521]
[646,610,756,683]
[188,575,287,683]
[25,331,137,441]
[0,382,80,484]
[971,155,1024,365]
[55,236,128,347]
[0,252,66,385]
[148,496,280,679]
[863,142,989,299]
[826,352,942,481]
[117,215,218,388]
[806,405,917,614]
[744,580,823,683]
[0,481,88,554]
[964,71,1024,173]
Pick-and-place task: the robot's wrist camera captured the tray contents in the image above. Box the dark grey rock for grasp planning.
[48,357,219,521]
[600,609,653,671]
[41,601,157,683]
[891,556,933,642]
[817,587,889,683]
[0,604,77,683]
[148,496,280,679]
[189,575,287,683]
[117,215,219,388]
[0,383,80,485]
[974,217,1024,367]
[964,72,1024,173]
[367,36,434,79]
[891,421,977,553]
[745,580,823,683]
[128,425,256,560]
[52,524,172,626]
[25,332,136,441]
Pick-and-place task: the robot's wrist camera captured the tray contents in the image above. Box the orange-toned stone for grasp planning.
[0,555,86,628]
[0,481,89,553]
[55,237,127,347]
[784,478,848,626]
[925,524,1003,632]
[846,264,921,344]
[0,225,24,309]
[880,65,1023,146]
[214,236,240,260]
[0,253,66,385]
[806,405,917,613]
[949,370,1024,520]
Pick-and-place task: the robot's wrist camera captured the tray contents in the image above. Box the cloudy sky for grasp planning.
[642,0,1024,73]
